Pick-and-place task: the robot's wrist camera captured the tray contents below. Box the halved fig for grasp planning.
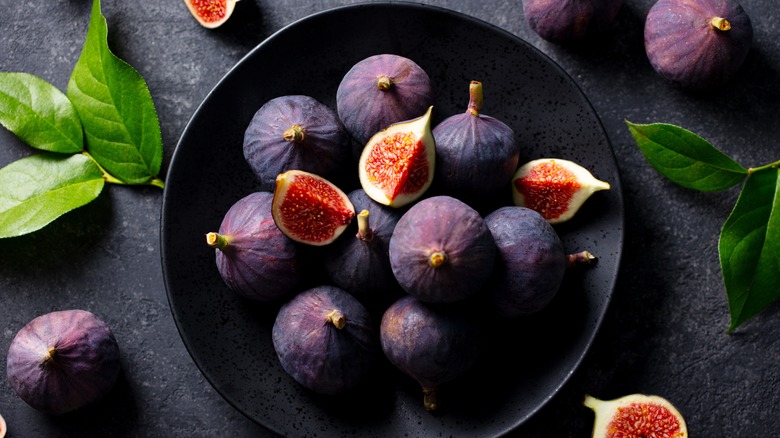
[0,412,5,437]
[358,106,435,208]
[183,0,238,29]
[272,170,355,246]
[511,158,610,224]
[584,393,688,437]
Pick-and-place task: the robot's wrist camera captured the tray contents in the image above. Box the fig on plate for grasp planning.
[6,310,120,415]
[433,81,519,198]
[584,393,688,437]
[522,0,623,43]
[183,0,239,29]
[337,54,434,146]
[206,191,303,302]
[272,286,378,395]
[511,158,610,224]
[485,206,596,317]
[644,0,753,89]
[324,189,404,308]
[272,170,355,246]
[358,106,436,208]
[389,195,496,303]
[243,95,351,191]
[380,295,481,411]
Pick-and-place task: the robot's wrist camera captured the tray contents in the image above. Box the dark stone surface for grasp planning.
[1,0,778,436]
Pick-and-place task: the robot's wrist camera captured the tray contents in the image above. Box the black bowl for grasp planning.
[161,3,624,436]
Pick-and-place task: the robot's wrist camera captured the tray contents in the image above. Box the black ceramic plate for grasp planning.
[161,3,624,436]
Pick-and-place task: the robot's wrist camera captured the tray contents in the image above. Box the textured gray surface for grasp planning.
[1,0,778,437]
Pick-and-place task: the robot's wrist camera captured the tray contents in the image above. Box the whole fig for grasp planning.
[337,54,434,146]
[324,189,404,309]
[644,0,753,89]
[433,81,518,198]
[243,95,351,191]
[380,295,481,411]
[206,191,303,301]
[389,195,496,303]
[272,286,378,395]
[6,310,121,415]
[523,0,623,43]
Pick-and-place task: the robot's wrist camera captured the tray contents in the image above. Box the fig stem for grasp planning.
[282,124,305,143]
[710,17,731,31]
[376,75,393,91]
[357,209,374,241]
[206,232,230,249]
[326,309,346,329]
[467,80,483,116]
[429,251,447,268]
[747,159,780,174]
[422,387,439,411]
[567,251,597,268]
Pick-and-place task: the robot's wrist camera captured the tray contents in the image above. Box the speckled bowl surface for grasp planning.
[161,3,624,436]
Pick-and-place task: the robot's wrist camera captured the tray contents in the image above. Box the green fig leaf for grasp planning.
[67,0,163,186]
[719,168,780,332]
[0,153,105,238]
[0,72,84,154]
[626,121,747,192]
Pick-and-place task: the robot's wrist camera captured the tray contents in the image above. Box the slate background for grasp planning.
[1,0,778,436]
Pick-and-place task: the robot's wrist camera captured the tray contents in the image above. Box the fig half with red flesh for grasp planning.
[584,393,688,437]
[272,170,355,246]
[359,106,435,208]
[511,158,610,224]
[183,0,238,29]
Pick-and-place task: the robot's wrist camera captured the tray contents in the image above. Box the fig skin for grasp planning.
[484,206,568,317]
[644,0,753,89]
[523,0,623,43]
[6,310,121,415]
[337,54,434,146]
[584,393,688,437]
[380,295,482,411]
[207,191,303,302]
[243,95,351,191]
[324,189,404,308]
[433,81,519,198]
[272,285,378,395]
[389,195,496,303]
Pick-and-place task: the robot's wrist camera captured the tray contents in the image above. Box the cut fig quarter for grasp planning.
[272,170,355,246]
[584,393,688,438]
[511,158,610,224]
[183,0,239,29]
[359,106,436,208]
[0,412,6,438]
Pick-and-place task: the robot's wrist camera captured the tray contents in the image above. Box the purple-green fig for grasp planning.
[272,286,378,395]
[644,0,753,89]
[380,295,482,411]
[243,95,351,191]
[388,195,496,303]
[6,310,120,415]
[433,81,518,198]
[523,0,623,43]
[336,54,434,147]
[324,189,404,309]
[484,206,596,317]
[206,191,303,302]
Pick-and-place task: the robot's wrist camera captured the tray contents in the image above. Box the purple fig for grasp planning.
[433,81,519,198]
[243,95,351,191]
[272,285,378,395]
[389,195,496,303]
[206,191,303,302]
[380,295,481,411]
[484,206,595,317]
[6,310,120,415]
[523,0,623,43]
[336,54,434,147]
[644,0,753,89]
[324,189,404,308]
